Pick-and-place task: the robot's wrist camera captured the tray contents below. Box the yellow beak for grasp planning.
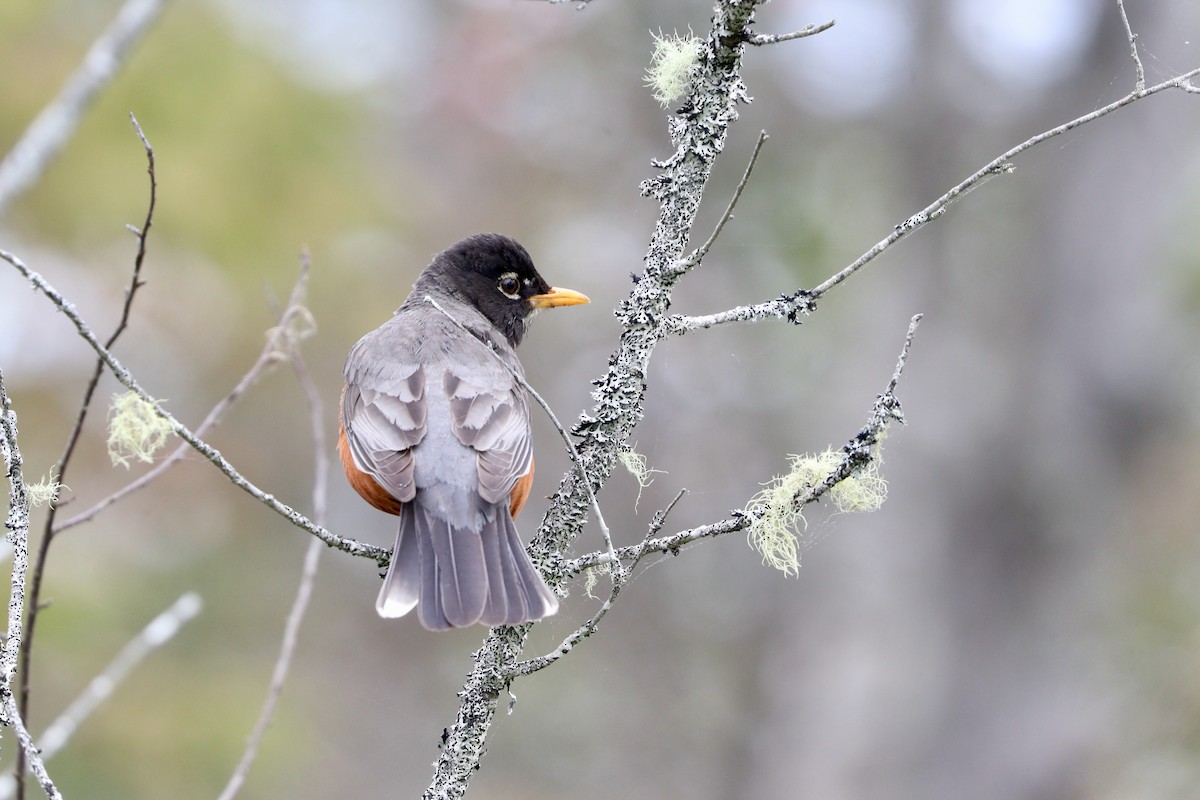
[529,286,590,309]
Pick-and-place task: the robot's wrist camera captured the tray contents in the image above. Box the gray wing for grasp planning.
[442,356,533,503]
[342,333,427,503]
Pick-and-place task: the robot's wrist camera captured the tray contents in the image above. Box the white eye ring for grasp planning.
[497,272,521,300]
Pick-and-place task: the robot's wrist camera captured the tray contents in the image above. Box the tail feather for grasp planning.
[424,505,488,628]
[375,501,559,630]
[375,506,420,618]
[478,518,513,627]
[499,515,558,623]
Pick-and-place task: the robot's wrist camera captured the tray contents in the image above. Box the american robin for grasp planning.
[339,234,589,630]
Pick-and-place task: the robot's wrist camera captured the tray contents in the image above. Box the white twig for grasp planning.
[0,696,60,800]
[747,20,835,45]
[510,488,687,677]
[1116,0,1146,93]
[0,371,30,696]
[0,0,168,217]
[0,372,62,799]
[568,315,921,577]
[0,248,388,566]
[423,295,616,569]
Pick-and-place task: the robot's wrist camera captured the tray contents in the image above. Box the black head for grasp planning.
[417,233,588,347]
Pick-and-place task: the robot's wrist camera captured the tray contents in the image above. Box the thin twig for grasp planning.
[0,248,387,566]
[568,315,921,574]
[672,130,769,276]
[747,19,836,46]
[0,0,168,217]
[1116,0,1146,93]
[218,254,326,800]
[17,119,160,792]
[510,488,687,677]
[423,295,616,569]
[662,65,1200,336]
[54,258,314,533]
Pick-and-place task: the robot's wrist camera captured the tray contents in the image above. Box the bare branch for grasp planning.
[0,248,388,566]
[511,489,687,677]
[569,315,921,573]
[747,19,836,46]
[0,697,60,800]
[1116,0,1146,93]
[15,116,162,797]
[0,592,202,800]
[663,64,1200,336]
[0,0,168,217]
[54,256,315,533]
[425,6,805,792]
[218,268,327,800]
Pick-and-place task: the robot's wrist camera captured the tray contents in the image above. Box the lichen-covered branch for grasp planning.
[0,371,30,698]
[425,2,780,796]
[565,314,919,578]
[0,373,63,799]
[663,60,1200,337]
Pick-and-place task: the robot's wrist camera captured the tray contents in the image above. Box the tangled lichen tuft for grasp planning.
[107,391,174,468]
[618,443,664,511]
[26,470,66,508]
[746,449,888,576]
[646,30,701,108]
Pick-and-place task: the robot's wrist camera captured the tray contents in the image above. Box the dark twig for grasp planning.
[54,255,313,533]
[672,130,769,276]
[16,115,157,795]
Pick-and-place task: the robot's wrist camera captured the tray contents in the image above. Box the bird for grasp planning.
[338,233,589,630]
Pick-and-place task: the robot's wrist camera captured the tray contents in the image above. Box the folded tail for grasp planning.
[375,502,558,630]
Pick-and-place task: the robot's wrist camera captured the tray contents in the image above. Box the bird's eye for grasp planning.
[497,273,521,299]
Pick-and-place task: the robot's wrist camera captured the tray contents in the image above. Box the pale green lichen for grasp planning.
[746,449,888,576]
[107,391,174,468]
[583,562,611,599]
[619,443,664,511]
[646,30,701,108]
[26,470,66,508]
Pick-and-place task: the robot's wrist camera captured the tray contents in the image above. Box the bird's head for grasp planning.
[423,233,589,347]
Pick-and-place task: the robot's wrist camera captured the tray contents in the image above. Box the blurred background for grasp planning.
[2,0,1200,797]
